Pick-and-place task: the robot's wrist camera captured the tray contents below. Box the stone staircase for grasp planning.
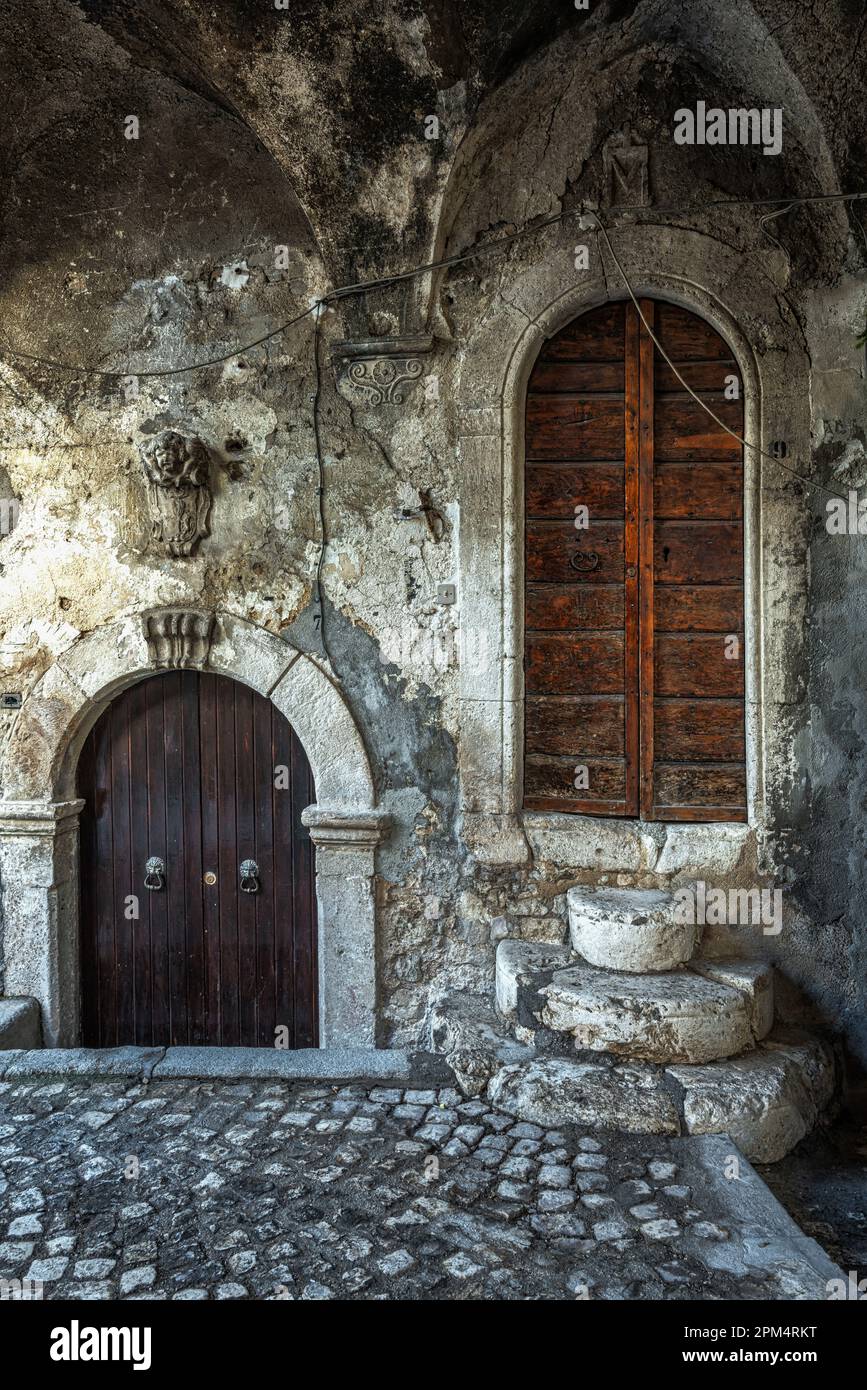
[430,886,836,1163]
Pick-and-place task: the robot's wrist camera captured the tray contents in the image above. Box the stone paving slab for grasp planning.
[0,1075,842,1301]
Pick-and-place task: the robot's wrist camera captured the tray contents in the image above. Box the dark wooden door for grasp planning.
[524,298,746,822]
[78,671,318,1046]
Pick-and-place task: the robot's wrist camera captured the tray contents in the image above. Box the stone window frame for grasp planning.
[0,611,388,1047]
[455,224,810,875]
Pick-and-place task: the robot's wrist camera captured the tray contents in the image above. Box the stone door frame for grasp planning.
[0,610,388,1047]
[455,224,810,873]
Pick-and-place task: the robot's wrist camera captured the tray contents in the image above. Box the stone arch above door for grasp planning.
[0,609,376,810]
[453,223,811,874]
[0,610,388,1047]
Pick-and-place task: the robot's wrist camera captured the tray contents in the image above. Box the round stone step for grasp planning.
[541,961,773,1064]
[568,886,698,972]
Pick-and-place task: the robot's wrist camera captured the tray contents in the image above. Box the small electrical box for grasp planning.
[437,583,457,605]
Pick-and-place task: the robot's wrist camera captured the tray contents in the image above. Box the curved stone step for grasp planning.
[568,885,698,972]
[495,938,570,1018]
[541,960,774,1064]
[486,1031,835,1163]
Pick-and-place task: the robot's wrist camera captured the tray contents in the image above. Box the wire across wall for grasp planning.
[1,188,865,655]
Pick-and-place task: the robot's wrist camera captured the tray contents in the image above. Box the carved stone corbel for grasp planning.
[143,609,216,669]
[139,430,212,557]
[331,335,434,407]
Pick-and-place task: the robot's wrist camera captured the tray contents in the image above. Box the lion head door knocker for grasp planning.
[139,430,212,558]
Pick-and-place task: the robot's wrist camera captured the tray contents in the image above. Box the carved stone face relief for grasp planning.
[139,430,212,557]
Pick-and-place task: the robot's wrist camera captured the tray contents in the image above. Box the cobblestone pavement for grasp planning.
[0,1075,838,1300]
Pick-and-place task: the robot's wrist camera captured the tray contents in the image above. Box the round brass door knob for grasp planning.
[203,871,217,886]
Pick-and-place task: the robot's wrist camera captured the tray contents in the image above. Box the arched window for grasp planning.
[523,298,746,822]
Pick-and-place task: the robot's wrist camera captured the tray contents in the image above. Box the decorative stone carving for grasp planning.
[143,609,215,669]
[331,335,434,406]
[139,430,212,556]
[603,129,650,207]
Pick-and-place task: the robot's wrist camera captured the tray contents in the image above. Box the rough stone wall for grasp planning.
[1,1,867,1059]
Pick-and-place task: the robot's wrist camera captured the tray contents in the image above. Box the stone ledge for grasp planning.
[0,1046,452,1085]
[0,1046,158,1079]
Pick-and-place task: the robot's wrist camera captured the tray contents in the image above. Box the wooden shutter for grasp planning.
[524,301,639,815]
[648,302,746,820]
[523,298,746,822]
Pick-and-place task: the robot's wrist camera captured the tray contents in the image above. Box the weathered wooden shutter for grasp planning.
[648,302,746,820]
[524,301,639,815]
[523,298,746,822]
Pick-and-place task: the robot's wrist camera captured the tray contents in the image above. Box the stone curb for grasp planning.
[679,1135,845,1290]
[0,1046,455,1085]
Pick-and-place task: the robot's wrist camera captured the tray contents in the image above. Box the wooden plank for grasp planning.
[651,803,748,824]
[655,585,744,632]
[655,634,745,697]
[525,583,624,631]
[163,672,188,1045]
[654,303,732,360]
[524,754,627,804]
[526,520,623,583]
[181,672,206,1045]
[655,360,740,393]
[536,302,626,362]
[216,675,240,1046]
[525,632,624,695]
[654,461,743,519]
[127,680,151,1046]
[654,521,743,584]
[638,298,656,819]
[654,698,745,761]
[525,462,624,518]
[529,361,624,392]
[526,396,625,459]
[234,681,257,1046]
[525,696,624,756]
[143,678,169,1046]
[624,300,641,816]
[653,761,747,810]
[199,672,221,1044]
[654,397,742,460]
[110,692,134,1047]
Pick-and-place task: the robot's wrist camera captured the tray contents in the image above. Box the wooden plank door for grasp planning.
[78,671,318,1046]
[523,297,746,822]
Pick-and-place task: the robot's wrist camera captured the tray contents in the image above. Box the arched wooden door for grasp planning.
[524,298,746,822]
[78,672,318,1046]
